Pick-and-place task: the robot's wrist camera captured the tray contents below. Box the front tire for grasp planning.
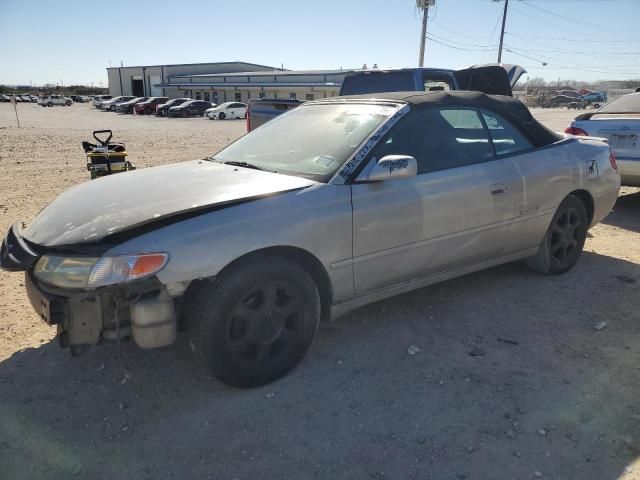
[218,112,226,120]
[526,195,588,275]
[188,255,320,388]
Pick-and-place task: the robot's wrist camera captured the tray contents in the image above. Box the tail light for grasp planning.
[564,126,589,136]
[246,103,251,132]
[609,150,617,170]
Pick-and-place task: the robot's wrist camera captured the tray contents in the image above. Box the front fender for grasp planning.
[104,184,355,301]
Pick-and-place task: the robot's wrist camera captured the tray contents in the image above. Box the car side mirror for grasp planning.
[355,155,417,182]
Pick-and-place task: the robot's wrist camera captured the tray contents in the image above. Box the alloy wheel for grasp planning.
[225,281,306,367]
[549,207,582,268]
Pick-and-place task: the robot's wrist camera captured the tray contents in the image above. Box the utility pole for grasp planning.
[417,0,434,67]
[497,0,509,63]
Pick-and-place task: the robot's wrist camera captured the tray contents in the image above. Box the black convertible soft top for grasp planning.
[333,90,561,147]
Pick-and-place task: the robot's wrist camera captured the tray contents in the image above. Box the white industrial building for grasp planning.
[107,61,349,103]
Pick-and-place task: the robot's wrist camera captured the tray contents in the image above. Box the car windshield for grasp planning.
[210,103,397,182]
[598,93,640,113]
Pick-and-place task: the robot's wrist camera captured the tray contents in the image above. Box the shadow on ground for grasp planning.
[603,189,640,233]
[1,251,639,480]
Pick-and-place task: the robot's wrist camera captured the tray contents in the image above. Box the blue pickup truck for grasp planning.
[247,64,526,131]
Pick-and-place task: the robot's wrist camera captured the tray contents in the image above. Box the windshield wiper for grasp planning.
[221,160,266,171]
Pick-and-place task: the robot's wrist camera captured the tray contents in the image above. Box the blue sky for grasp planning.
[1,0,639,86]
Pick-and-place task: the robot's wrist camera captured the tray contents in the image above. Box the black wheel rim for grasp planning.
[549,207,582,268]
[225,281,306,366]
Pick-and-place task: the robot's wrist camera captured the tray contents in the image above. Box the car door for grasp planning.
[228,103,237,118]
[350,105,523,294]
[481,107,582,250]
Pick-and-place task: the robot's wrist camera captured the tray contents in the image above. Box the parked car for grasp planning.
[566,92,640,186]
[247,63,526,131]
[38,95,72,107]
[1,91,620,388]
[98,96,135,111]
[0,94,10,102]
[205,102,245,120]
[117,97,148,114]
[92,95,113,107]
[548,95,576,108]
[133,97,169,115]
[20,95,33,102]
[156,98,190,117]
[70,95,89,103]
[167,100,212,117]
[580,92,607,104]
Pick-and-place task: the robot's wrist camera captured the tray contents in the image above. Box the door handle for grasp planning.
[490,182,508,195]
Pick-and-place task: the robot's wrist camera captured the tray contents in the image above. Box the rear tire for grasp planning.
[188,255,320,388]
[526,195,588,275]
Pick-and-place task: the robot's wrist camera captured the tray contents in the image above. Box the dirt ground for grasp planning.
[0,102,639,480]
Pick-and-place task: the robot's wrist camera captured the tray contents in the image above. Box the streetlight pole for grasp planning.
[497,0,509,63]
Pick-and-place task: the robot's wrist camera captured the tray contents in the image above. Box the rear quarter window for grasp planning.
[480,109,533,156]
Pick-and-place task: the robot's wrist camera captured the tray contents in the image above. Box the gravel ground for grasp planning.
[1,102,639,480]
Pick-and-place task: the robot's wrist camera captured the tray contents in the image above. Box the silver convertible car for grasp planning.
[1,91,620,388]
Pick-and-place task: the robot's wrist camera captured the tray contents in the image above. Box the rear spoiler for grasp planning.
[561,132,609,143]
[575,111,640,121]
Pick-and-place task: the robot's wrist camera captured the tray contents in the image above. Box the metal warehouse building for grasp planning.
[107,61,348,104]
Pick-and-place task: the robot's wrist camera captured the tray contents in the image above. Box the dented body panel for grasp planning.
[23,160,316,247]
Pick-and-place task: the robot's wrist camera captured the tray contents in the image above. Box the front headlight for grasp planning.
[34,253,168,289]
[34,256,99,289]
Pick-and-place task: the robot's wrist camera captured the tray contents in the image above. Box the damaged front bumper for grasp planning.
[2,224,179,352]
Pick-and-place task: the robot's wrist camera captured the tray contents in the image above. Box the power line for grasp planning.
[519,0,640,36]
[426,34,496,52]
[504,34,640,55]
[503,46,640,74]
[505,31,632,43]
[510,5,630,38]
[431,19,497,40]
[504,44,640,69]
[427,31,497,48]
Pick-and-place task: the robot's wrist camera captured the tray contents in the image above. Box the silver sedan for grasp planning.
[1,91,620,388]
[565,91,640,186]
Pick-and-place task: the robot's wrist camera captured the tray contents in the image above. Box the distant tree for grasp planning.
[524,77,547,89]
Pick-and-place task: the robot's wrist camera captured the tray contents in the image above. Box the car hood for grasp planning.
[23,160,316,247]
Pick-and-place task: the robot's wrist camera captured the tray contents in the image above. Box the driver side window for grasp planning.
[371,107,494,174]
